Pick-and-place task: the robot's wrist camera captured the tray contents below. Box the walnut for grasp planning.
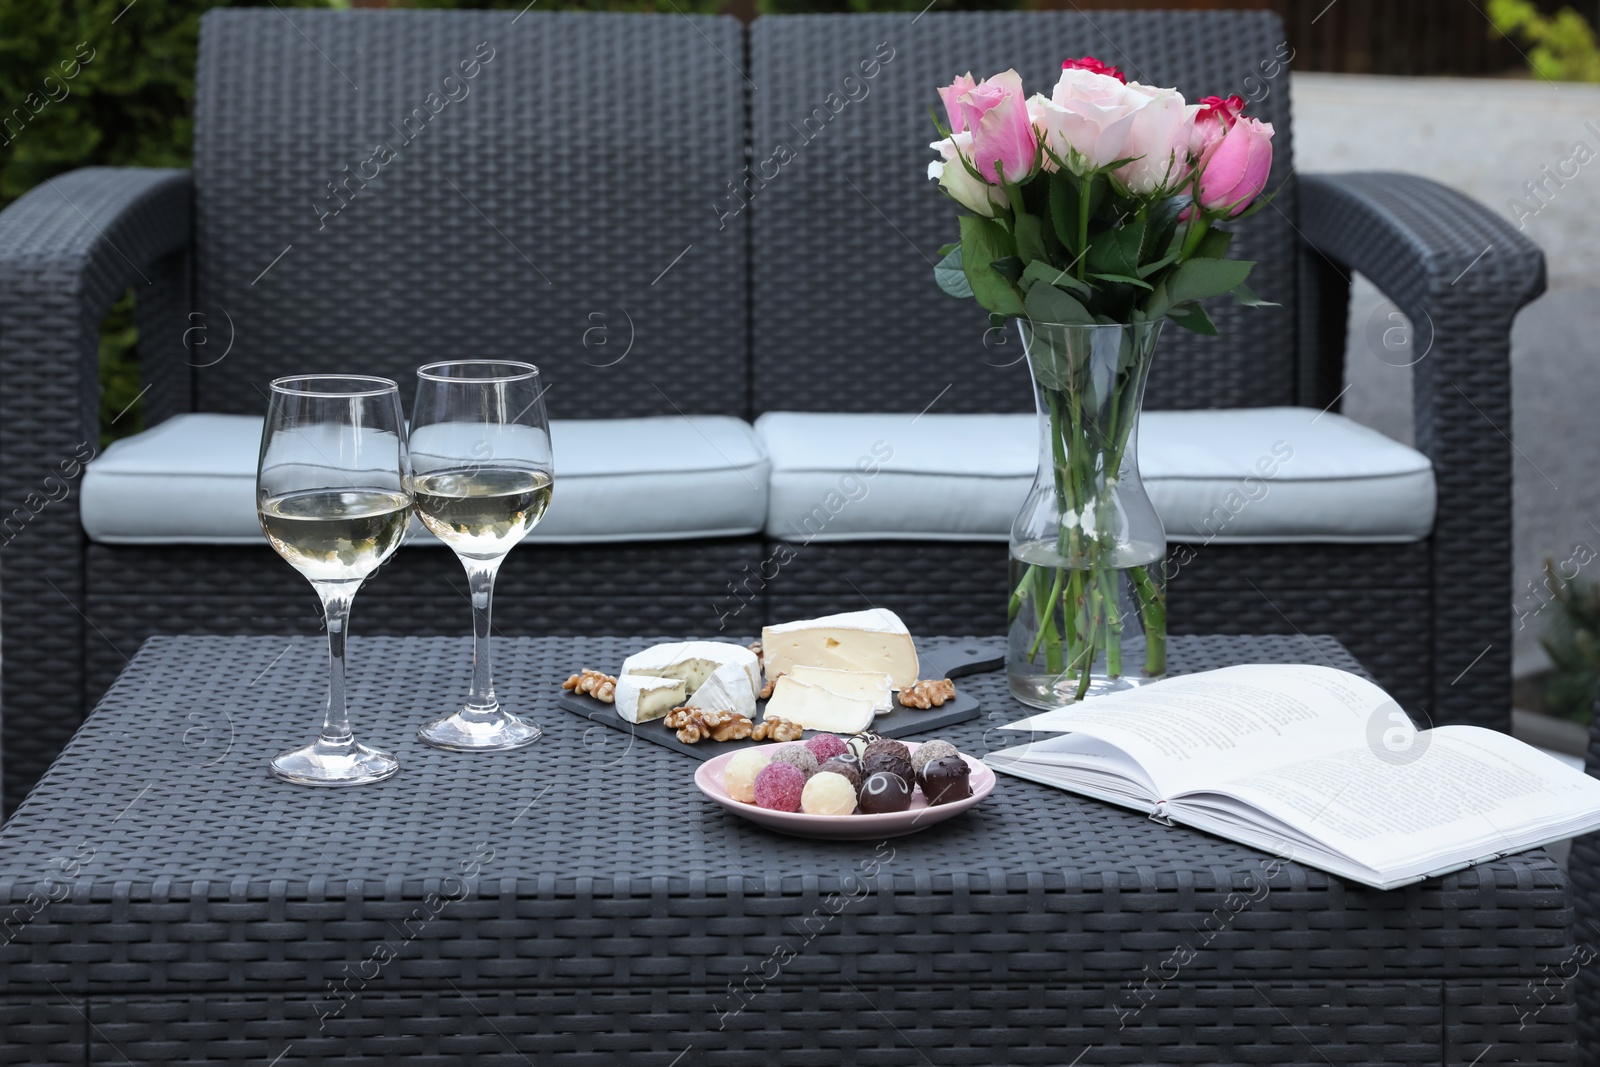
[562,669,616,703]
[752,716,803,743]
[668,707,754,744]
[898,678,956,709]
[748,640,763,664]
[758,673,781,700]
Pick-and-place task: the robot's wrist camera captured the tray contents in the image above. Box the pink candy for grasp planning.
[752,761,807,812]
[804,733,849,762]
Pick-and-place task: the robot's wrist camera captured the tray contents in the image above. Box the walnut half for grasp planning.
[666,707,754,744]
[752,716,803,742]
[898,678,956,709]
[757,672,781,700]
[562,669,617,703]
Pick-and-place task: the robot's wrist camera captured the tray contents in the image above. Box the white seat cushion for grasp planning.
[82,413,769,545]
[755,408,1436,544]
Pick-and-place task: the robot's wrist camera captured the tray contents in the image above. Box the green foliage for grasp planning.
[1489,0,1600,82]
[1540,557,1600,724]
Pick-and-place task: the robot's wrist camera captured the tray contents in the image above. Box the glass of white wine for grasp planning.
[257,375,412,786]
[409,360,553,751]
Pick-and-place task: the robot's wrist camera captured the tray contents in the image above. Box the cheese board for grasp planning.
[558,637,1002,762]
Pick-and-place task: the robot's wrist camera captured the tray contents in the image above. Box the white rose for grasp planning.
[1115,83,1196,195]
[1030,69,1145,175]
[928,132,1004,217]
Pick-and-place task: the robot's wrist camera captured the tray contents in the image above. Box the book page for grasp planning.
[1203,725,1600,878]
[996,664,1393,795]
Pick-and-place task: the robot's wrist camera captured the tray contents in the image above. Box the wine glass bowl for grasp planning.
[257,375,410,786]
[409,360,553,752]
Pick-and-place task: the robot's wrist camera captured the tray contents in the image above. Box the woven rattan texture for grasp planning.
[761,539,1437,719]
[748,11,1298,416]
[78,983,1458,1067]
[1298,172,1545,769]
[0,634,1569,1010]
[191,10,748,419]
[1563,714,1600,1065]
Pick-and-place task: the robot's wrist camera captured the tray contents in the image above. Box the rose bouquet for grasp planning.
[928,58,1275,704]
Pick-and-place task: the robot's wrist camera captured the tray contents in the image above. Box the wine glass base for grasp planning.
[270,740,400,786]
[419,709,541,752]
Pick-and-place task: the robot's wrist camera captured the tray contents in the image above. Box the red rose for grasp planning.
[1061,56,1125,84]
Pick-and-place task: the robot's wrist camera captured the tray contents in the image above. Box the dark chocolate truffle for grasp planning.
[863,752,914,787]
[921,756,972,805]
[911,740,959,787]
[858,770,912,814]
[817,757,862,789]
[845,732,882,759]
[861,738,910,764]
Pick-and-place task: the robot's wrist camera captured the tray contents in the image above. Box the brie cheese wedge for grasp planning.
[621,640,760,693]
[788,664,894,715]
[761,608,918,689]
[763,676,875,735]
[687,660,758,717]
[614,674,688,725]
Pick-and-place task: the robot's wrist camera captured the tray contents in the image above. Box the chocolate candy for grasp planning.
[801,771,858,816]
[863,752,914,787]
[805,733,849,763]
[858,770,912,813]
[753,762,807,812]
[817,756,862,789]
[845,732,882,759]
[921,756,972,805]
[769,744,818,779]
[862,738,910,764]
[911,740,959,787]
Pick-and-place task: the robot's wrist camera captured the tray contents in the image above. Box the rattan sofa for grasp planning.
[0,8,1544,811]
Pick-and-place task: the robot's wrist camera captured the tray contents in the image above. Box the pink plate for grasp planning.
[693,741,996,840]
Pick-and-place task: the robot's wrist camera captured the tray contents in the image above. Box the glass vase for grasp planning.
[1008,319,1168,709]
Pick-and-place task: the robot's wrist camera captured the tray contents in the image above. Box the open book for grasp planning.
[986,664,1600,890]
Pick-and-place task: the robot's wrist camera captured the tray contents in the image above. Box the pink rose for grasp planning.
[927,132,1005,217]
[1028,67,1141,175]
[938,73,977,133]
[956,70,1037,184]
[1195,116,1274,215]
[1115,83,1195,195]
[1188,94,1245,158]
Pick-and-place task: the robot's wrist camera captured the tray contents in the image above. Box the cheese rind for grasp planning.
[688,660,758,717]
[614,674,688,725]
[761,608,918,689]
[763,676,876,734]
[788,664,894,715]
[621,641,760,693]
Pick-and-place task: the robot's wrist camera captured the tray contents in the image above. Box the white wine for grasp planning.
[410,466,553,558]
[259,488,412,583]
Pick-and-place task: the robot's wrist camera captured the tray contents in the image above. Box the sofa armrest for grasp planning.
[0,167,191,810]
[1299,172,1545,732]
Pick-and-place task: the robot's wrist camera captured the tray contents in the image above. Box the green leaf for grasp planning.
[1048,172,1080,252]
[937,242,959,257]
[1136,251,1180,279]
[1194,227,1232,260]
[1089,272,1154,291]
[1023,277,1093,327]
[959,215,1025,318]
[1145,257,1255,319]
[1143,195,1189,260]
[1231,282,1278,308]
[1013,210,1049,265]
[1021,259,1092,300]
[934,246,974,299]
[991,255,1024,283]
[1087,216,1146,277]
[1167,303,1219,336]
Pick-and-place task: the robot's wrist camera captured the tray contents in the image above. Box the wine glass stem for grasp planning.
[316,583,357,746]
[464,558,503,711]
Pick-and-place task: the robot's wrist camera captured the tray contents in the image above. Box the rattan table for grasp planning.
[0,634,1576,1065]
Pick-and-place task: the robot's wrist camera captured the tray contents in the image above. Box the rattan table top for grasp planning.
[0,633,1569,996]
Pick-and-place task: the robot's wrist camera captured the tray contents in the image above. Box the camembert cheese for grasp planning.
[762,676,876,734]
[621,641,760,693]
[687,659,758,717]
[761,608,918,689]
[787,664,893,715]
[614,674,687,725]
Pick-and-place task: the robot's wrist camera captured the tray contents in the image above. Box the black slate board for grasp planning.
[558,639,1004,762]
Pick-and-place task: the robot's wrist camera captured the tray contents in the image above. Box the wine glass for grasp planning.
[409,360,553,751]
[256,375,412,786]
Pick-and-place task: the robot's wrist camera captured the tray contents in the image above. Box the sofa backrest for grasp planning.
[191,10,750,419]
[748,11,1298,414]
